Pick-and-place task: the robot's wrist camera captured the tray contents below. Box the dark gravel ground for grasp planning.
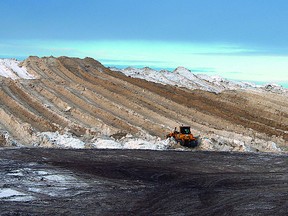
[0,148,287,215]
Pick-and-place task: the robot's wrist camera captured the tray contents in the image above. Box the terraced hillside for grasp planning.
[0,56,287,152]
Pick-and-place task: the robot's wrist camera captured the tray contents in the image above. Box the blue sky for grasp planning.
[1,0,288,84]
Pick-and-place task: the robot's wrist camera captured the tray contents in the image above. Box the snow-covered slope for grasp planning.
[111,66,287,94]
[0,59,34,79]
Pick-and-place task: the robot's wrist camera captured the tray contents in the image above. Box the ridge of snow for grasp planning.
[0,59,34,79]
[36,131,171,150]
[33,131,282,153]
[111,66,287,94]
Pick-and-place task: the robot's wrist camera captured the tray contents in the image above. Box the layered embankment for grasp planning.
[0,56,287,152]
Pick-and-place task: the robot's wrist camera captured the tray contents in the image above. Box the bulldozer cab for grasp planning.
[166,125,198,148]
[180,126,191,134]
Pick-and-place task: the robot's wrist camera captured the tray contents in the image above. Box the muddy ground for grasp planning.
[0,148,287,215]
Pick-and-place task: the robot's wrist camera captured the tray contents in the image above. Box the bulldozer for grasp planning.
[166,126,198,148]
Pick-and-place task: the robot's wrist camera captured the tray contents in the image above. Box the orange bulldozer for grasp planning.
[166,126,199,148]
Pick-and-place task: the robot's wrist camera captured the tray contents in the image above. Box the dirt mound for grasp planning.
[0,56,287,152]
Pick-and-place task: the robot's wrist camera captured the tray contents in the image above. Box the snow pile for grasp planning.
[33,131,283,153]
[121,137,169,150]
[0,59,34,79]
[92,135,170,150]
[36,132,85,148]
[92,138,122,149]
[111,66,287,94]
[111,66,257,93]
[35,131,171,150]
[198,133,282,153]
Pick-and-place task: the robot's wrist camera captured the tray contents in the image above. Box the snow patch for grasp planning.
[0,59,34,79]
[0,189,25,198]
[1,167,89,201]
[44,174,76,182]
[0,188,34,201]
